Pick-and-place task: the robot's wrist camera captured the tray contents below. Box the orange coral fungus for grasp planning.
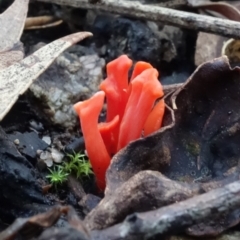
[130,61,153,81]
[100,55,132,122]
[100,55,132,153]
[74,55,165,191]
[98,115,119,155]
[74,91,110,191]
[117,68,163,150]
[144,99,165,136]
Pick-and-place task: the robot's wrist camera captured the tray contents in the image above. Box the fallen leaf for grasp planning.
[24,16,63,30]
[0,0,29,69]
[0,206,66,240]
[189,0,240,21]
[0,0,28,52]
[0,42,24,69]
[0,32,93,121]
[0,205,90,240]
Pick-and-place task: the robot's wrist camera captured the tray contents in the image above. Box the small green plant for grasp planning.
[46,151,93,187]
[76,159,93,178]
[63,151,93,178]
[46,166,69,185]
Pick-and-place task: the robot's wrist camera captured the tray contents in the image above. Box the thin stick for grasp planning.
[39,0,240,39]
[92,180,240,239]
[142,0,188,9]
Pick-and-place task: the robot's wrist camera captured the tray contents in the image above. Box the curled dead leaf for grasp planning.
[24,16,63,30]
[0,206,90,240]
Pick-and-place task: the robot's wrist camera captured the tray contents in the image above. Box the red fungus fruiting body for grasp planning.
[98,115,119,155]
[130,61,153,81]
[74,91,110,191]
[144,99,165,136]
[100,55,132,122]
[117,68,163,150]
[100,55,132,153]
[74,55,165,191]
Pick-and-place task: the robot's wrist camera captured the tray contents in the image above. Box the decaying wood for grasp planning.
[92,180,240,240]
[38,0,240,39]
[145,0,188,8]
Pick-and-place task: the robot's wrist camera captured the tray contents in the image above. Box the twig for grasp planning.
[92,180,240,239]
[38,0,240,39]
[146,0,188,9]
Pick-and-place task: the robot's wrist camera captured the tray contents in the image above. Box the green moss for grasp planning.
[46,151,93,187]
[184,141,200,156]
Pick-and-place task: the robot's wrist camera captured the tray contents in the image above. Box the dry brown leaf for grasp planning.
[0,31,93,122]
[24,16,63,30]
[0,206,67,240]
[189,0,240,21]
[0,205,90,240]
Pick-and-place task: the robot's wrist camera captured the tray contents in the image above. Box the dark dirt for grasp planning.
[0,127,48,221]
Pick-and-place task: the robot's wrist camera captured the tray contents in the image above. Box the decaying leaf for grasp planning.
[189,0,240,21]
[0,0,29,69]
[84,56,240,237]
[0,32,93,122]
[24,16,63,30]
[0,205,90,240]
[0,206,65,240]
